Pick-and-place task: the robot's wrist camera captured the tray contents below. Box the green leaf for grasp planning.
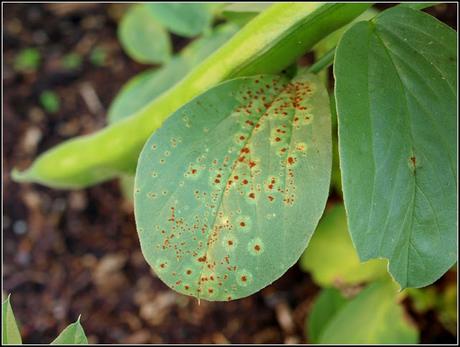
[300,204,388,286]
[40,90,60,114]
[334,7,457,288]
[398,3,438,11]
[135,72,331,301]
[146,3,214,37]
[222,3,273,26]
[118,4,171,64]
[2,294,22,345]
[315,280,419,344]
[119,174,135,203]
[14,48,41,72]
[108,24,238,124]
[51,316,88,345]
[307,287,347,343]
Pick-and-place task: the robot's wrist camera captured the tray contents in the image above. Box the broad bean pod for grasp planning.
[12,2,371,188]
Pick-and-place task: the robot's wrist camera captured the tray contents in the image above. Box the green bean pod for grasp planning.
[12,2,371,189]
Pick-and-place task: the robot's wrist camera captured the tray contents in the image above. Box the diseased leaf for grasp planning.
[334,7,457,288]
[118,4,171,64]
[51,317,88,345]
[135,72,331,301]
[300,205,388,287]
[147,3,214,37]
[2,294,22,345]
[109,24,238,124]
[307,287,347,343]
[316,280,419,344]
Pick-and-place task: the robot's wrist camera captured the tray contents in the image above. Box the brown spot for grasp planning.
[275,137,281,142]
[228,240,234,246]
[160,263,165,268]
[268,196,274,202]
[287,157,295,165]
[410,156,416,167]
[186,270,192,275]
[241,276,247,282]
[239,135,245,140]
[254,245,261,251]
[240,222,245,227]
[242,179,248,185]
[215,179,220,183]
[197,256,207,262]
[227,296,232,301]
[249,193,255,199]
[191,169,197,174]
[249,160,256,168]
[184,285,189,290]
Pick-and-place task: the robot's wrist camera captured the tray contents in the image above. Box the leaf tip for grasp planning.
[11,167,33,183]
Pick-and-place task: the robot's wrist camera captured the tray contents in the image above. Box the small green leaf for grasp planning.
[108,24,238,124]
[118,4,171,64]
[14,48,41,72]
[222,3,273,26]
[135,72,331,301]
[316,280,419,344]
[2,294,22,345]
[307,287,347,343]
[146,3,214,37]
[89,47,107,67]
[334,7,457,288]
[51,316,88,345]
[300,205,388,286]
[61,53,83,70]
[40,90,60,114]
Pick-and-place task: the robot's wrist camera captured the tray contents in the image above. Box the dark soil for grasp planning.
[3,3,457,344]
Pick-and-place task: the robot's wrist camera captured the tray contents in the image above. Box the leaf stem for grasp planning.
[308,47,336,74]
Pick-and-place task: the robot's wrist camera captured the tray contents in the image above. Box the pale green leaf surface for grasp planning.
[334,7,457,288]
[317,280,419,343]
[300,205,388,286]
[2,295,22,345]
[109,24,238,123]
[51,318,88,345]
[307,287,347,343]
[118,4,171,64]
[135,72,331,301]
[147,3,213,37]
[222,3,273,26]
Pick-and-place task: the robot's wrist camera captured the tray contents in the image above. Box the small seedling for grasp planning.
[39,90,60,114]
[14,48,41,72]
[2,294,88,345]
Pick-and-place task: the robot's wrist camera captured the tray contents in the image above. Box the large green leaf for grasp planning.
[300,204,388,287]
[135,72,331,301]
[307,287,347,343]
[51,317,88,345]
[108,24,239,124]
[313,280,419,344]
[147,3,214,38]
[118,4,171,64]
[334,7,457,288]
[2,295,22,345]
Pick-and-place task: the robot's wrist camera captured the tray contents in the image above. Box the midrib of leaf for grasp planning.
[371,25,449,287]
[197,77,301,298]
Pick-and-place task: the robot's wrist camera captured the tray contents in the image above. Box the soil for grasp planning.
[3,3,457,344]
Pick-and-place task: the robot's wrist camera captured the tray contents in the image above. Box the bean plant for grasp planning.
[11,1,456,331]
